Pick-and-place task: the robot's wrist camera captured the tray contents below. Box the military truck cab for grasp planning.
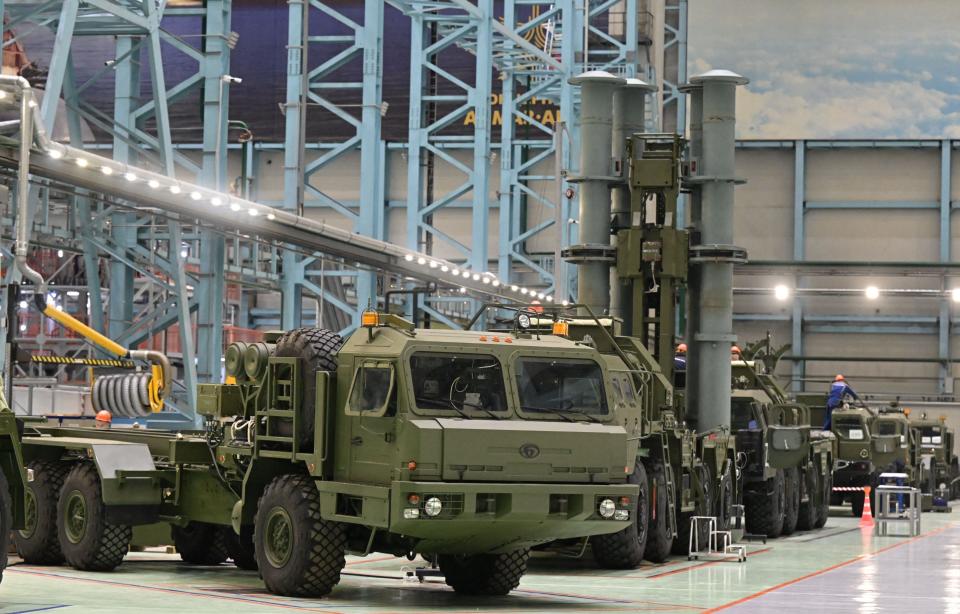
[15,315,638,598]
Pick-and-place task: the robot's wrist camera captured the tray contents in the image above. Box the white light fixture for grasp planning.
[865,286,880,300]
[18,301,27,310]
[521,288,529,295]
[57,249,64,258]
[248,208,258,216]
[482,277,490,284]
[404,254,414,262]
[451,268,460,276]
[124,171,137,182]
[510,285,519,292]
[230,202,242,212]
[546,296,553,302]
[561,300,569,307]
[472,273,480,281]
[417,257,426,265]
[537,293,545,300]
[267,213,276,220]
[429,261,438,269]
[952,288,960,303]
[459,287,467,294]
[170,184,181,194]
[190,191,202,201]
[19,323,26,332]
[66,290,80,298]
[492,280,501,287]
[180,249,189,259]
[774,285,790,301]
[75,158,88,168]
[100,165,113,176]
[462,271,470,279]
[48,148,63,160]
[211,196,223,206]
[148,179,160,189]
[441,265,449,272]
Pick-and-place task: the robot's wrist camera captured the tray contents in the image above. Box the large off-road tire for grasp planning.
[643,462,673,563]
[254,474,346,597]
[439,550,530,596]
[745,469,785,538]
[815,468,831,528]
[15,460,70,564]
[672,466,711,555]
[274,328,344,448]
[796,465,819,531]
[0,469,10,584]
[781,467,801,536]
[57,463,131,571]
[224,525,258,570]
[172,522,229,565]
[715,465,735,532]
[592,461,649,569]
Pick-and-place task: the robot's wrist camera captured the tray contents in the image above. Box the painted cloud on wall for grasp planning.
[689,0,960,138]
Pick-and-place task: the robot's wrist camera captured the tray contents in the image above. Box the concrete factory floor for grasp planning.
[2,508,957,613]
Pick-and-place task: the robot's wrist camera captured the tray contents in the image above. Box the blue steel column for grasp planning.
[940,139,951,393]
[792,140,805,392]
[197,0,231,383]
[281,0,308,329]
[107,36,138,341]
[355,0,385,310]
[470,0,492,276]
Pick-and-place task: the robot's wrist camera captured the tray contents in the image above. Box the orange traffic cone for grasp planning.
[859,486,875,528]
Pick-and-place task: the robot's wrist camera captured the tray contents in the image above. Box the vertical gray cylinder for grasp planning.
[680,81,704,423]
[687,69,748,432]
[610,78,657,321]
[567,71,625,315]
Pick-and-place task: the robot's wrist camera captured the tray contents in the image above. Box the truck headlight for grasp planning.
[614,509,630,521]
[598,498,616,519]
[424,496,443,517]
[403,508,420,519]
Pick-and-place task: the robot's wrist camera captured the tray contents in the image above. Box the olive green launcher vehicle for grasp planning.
[14,316,637,598]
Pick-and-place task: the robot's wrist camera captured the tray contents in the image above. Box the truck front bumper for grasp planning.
[389,480,638,554]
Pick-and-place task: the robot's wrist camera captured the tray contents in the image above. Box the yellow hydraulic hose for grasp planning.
[41,302,127,357]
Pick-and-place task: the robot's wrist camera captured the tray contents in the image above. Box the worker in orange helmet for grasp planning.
[731,345,741,357]
[824,374,859,430]
[95,410,112,429]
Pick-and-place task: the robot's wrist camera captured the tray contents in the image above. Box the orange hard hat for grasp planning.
[731,345,741,354]
[676,343,688,353]
[95,410,112,423]
[835,374,845,382]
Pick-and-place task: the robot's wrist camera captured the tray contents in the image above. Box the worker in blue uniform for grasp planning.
[674,343,687,371]
[824,374,859,430]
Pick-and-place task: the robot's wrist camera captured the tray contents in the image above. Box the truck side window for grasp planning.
[348,363,395,415]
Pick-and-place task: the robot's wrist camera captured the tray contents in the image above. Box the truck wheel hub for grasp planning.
[20,489,37,539]
[264,506,293,568]
[64,490,87,544]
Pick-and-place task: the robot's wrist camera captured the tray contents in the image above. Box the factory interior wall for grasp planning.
[234,143,957,400]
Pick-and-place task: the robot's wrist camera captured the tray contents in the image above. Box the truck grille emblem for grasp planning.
[519,443,541,459]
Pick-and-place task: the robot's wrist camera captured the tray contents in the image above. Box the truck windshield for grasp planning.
[515,358,608,417]
[834,419,867,440]
[409,353,508,415]
[876,421,898,436]
[920,426,943,446]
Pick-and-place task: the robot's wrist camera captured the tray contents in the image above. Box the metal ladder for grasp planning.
[660,433,678,537]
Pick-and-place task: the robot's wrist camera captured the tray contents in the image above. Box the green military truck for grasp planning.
[0,388,28,585]
[730,355,834,537]
[807,401,919,516]
[909,413,960,502]
[529,314,713,567]
[12,315,638,598]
